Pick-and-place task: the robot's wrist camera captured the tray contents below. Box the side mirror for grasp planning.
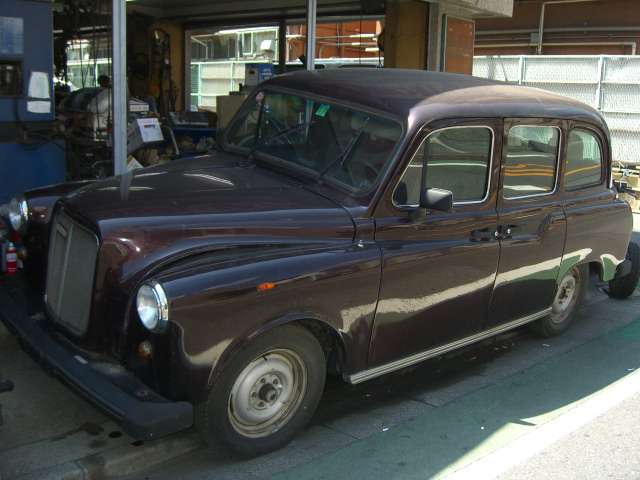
[410,187,453,221]
[421,187,453,212]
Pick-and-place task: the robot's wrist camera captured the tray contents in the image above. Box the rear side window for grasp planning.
[504,126,560,199]
[393,126,493,206]
[565,130,603,189]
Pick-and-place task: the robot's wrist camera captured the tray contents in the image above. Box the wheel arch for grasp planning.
[588,260,604,281]
[206,312,350,393]
[557,256,604,285]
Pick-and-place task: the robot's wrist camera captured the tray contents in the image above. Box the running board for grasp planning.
[348,308,552,385]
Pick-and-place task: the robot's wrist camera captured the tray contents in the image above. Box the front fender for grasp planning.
[154,242,382,403]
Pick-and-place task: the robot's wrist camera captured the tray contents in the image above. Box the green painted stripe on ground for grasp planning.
[610,315,640,342]
[273,318,640,480]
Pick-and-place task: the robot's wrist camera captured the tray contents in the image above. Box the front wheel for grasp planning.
[530,264,588,337]
[196,324,325,458]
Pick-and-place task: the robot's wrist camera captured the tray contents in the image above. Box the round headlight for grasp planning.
[136,281,170,333]
[9,194,29,235]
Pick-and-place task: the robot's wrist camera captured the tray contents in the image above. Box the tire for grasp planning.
[195,324,325,458]
[530,264,588,337]
[606,241,640,299]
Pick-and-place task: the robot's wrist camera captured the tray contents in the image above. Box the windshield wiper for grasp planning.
[248,120,315,159]
[317,117,370,180]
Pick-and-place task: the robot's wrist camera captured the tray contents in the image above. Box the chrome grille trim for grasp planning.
[45,212,99,335]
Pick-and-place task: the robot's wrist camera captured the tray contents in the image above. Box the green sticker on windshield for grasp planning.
[315,104,330,117]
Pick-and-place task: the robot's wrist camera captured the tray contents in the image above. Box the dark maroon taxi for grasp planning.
[2,69,638,457]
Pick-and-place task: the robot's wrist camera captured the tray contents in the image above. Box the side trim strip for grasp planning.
[348,308,552,384]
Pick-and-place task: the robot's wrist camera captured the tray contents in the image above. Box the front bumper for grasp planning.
[0,275,193,441]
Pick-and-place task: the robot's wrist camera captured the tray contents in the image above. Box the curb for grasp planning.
[13,430,203,480]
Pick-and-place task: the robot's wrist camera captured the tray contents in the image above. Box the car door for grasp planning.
[561,122,630,280]
[366,119,501,371]
[484,119,567,329]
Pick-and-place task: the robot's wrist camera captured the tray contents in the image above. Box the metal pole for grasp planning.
[537,0,598,55]
[278,18,287,74]
[306,0,316,70]
[518,55,525,85]
[595,55,605,111]
[112,0,127,176]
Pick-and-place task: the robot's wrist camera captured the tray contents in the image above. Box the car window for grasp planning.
[503,126,560,199]
[565,130,603,189]
[393,126,493,206]
[225,90,402,193]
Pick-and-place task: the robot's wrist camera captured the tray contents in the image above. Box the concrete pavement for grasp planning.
[0,319,203,480]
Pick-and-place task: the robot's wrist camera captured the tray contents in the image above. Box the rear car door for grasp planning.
[561,122,631,279]
[367,119,501,370]
[485,119,567,329]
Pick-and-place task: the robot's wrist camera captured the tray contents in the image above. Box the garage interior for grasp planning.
[0,0,513,205]
[1,0,639,212]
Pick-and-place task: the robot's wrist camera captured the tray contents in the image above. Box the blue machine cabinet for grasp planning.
[0,142,66,204]
[0,0,65,204]
[0,0,54,122]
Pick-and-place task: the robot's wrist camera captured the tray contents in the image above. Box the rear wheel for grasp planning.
[196,324,325,458]
[606,241,640,299]
[530,264,588,337]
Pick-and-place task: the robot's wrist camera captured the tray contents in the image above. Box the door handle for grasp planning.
[472,227,498,241]
[498,225,521,238]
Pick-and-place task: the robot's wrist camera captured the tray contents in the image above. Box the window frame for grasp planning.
[563,127,605,192]
[392,125,495,209]
[502,124,562,201]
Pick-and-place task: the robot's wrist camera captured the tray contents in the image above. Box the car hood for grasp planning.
[57,154,355,281]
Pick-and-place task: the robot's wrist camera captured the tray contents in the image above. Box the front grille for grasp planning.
[46,212,99,335]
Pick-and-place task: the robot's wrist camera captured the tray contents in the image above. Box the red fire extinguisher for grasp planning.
[6,242,17,275]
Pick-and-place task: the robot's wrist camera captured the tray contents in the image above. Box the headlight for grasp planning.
[136,281,170,333]
[9,194,29,235]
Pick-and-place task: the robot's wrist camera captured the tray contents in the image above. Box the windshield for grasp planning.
[225,90,403,192]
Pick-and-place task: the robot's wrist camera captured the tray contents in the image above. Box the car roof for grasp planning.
[264,68,607,129]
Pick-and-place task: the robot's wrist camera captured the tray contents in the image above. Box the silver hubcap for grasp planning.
[229,349,306,438]
[551,267,579,323]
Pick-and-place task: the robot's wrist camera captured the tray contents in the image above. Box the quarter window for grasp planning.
[393,126,493,206]
[565,130,603,189]
[504,126,560,199]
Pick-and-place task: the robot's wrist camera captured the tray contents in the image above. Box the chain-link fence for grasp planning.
[473,55,640,165]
